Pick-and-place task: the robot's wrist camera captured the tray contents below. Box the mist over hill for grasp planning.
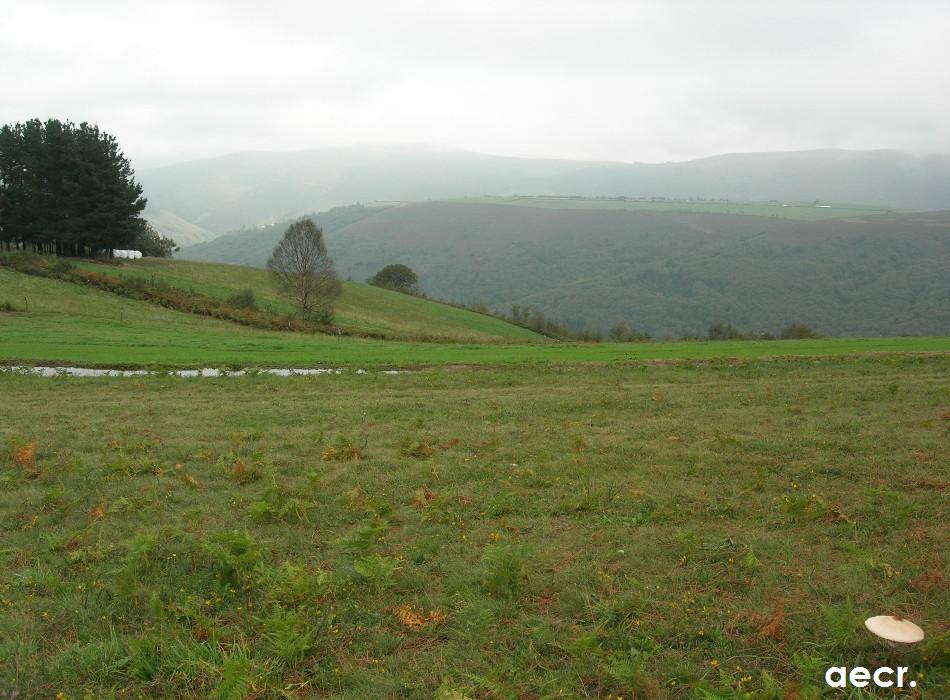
[179,201,950,338]
[143,146,950,235]
[180,205,391,267]
[169,145,950,338]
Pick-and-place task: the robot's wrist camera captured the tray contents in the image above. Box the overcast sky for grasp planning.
[2,0,949,168]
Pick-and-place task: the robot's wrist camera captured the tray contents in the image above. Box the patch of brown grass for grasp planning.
[11,441,36,467]
[391,603,447,630]
[87,499,106,523]
[183,473,205,489]
[910,569,947,594]
[412,486,439,509]
[758,600,785,640]
[321,446,362,462]
[906,475,949,491]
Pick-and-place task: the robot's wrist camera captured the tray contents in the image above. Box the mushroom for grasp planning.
[864,616,925,644]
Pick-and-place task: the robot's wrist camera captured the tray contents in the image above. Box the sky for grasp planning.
[2,0,949,169]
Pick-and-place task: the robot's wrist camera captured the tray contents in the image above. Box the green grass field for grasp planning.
[2,268,947,368]
[67,259,542,343]
[1,356,947,698]
[0,259,948,698]
[448,196,896,221]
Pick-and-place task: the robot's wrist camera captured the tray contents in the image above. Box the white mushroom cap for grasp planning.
[864,616,925,643]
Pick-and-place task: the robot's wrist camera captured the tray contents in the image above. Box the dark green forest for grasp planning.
[181,202,950,338]
[180,204,391,266]
[0,119,146,256]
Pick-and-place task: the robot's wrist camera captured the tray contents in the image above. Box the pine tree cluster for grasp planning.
[0,118,147,256]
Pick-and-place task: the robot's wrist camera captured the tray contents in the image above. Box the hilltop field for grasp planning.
[0,258,948,698]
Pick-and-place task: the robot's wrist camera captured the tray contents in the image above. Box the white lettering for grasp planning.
[825,667,847,688]
[824,666,915,688]
[873,667,893,687]
[850,667,870,687]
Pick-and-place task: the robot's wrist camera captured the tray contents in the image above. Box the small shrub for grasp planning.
[260,606,314,666]
[481,543,529,597]
[116,531,160,596]
[334,520,389,553]
[603,648,653,691]
[202,531,261,591]
[367,263,419,295]
[780,322,822,339]
[122,635,165,681]
[0,251,73,277]
[259,562,331,605]
[400,437,434,459]
[822,600,863,650]
[213,646,258,700]
[229,460,261,485]
[248,485,311,523]
[227,288,257,310]
[50,258,76,274]
[353,554,399,588]
[321,434,362,462]
[708,321,744,340]
[608,321,651,342]
[782,494,813,523]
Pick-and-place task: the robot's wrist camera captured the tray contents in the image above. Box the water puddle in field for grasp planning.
[0,366,403,378]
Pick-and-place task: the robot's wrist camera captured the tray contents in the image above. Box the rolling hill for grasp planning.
[181,204,391,267]
[142,208,218,247]
[59,258,545,342]
[66,258,542,343]
[142,145,950,235]
[179,201,950,338]
[2,264,944,367]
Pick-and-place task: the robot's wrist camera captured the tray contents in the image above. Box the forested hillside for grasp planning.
[180,205,390,267]
[179,201,950,338]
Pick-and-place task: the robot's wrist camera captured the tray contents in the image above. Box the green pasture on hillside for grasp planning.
[1,356,947,698]
[70,259,542,343]
[2,267,948,367]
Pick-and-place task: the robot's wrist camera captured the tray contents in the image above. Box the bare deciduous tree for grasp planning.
[267,219,341,323]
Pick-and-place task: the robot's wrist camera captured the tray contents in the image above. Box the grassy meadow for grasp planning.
[68,259,542,343]
[1,267,948,368]
[1,356,948,698]
[1,257,948,698]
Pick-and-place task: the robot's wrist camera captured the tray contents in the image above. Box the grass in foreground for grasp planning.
[1,356,948,698]
[2,268,948,368]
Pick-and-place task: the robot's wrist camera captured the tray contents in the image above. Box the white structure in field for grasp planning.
[112,250,143,259]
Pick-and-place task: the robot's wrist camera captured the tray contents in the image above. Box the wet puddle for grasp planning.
[0,366,403,378]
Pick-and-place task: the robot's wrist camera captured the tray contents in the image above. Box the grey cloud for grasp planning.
[1,0,948,166]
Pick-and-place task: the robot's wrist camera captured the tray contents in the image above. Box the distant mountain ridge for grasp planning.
[142,145,950,235]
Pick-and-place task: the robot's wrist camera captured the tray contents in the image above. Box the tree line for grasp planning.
[0,118,151,256]
[707,321,821,341]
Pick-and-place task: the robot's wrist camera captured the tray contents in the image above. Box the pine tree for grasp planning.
[0,118,146,255]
